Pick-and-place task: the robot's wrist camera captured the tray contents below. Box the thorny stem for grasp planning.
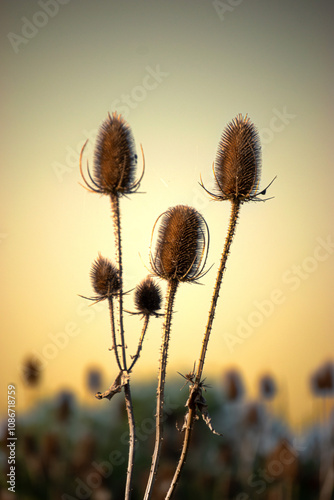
[196,200,240,384]
[144,279,179,500]
[110,194,127,369]
[110,193,136,500]
[129,315,150,372]
[165,200,240,499]
[108,296,123,372]
[124,382,136,499]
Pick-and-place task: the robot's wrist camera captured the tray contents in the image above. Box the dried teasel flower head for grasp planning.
[80,112,144,196]
[90,253,120,300]
[150,205,209,282]
[201,114,275,203]
[134,276,162,317]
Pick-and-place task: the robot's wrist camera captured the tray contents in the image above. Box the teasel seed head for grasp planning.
[134,276,162,317]
[90,253,120,300]
[150,205,209,283]
[215,114,261,201]
[79,112,144,196]
[201,114,275,203]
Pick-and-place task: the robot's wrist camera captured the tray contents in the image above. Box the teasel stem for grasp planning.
[196,199,240,383]
[108,295,123,372]
[109,193,136,500]
[165,200,240,499]
[129,314,150,372]
[110,193,127,367]
[123,383,136,500]
[144,279,179,500]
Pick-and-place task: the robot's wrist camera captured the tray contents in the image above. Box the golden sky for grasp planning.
[1,0,333,429]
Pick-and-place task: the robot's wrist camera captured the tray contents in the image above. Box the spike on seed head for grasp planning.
[134,276,162,316]
[214,114,262,202]
[90,254,120,299]
[151,205,209,282]
[93,112,138,195]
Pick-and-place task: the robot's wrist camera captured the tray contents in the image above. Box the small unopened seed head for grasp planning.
[134,276,162,316]
[215,114,261,202]
[93,112,137,195]
[90,254,120,298]
[151,205,208,282]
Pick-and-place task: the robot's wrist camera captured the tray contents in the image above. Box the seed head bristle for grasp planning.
[90,254,120,298]
[215,114,261,202]
[151,205,208,282]
[134,276,162,316]
[93,112,137,195]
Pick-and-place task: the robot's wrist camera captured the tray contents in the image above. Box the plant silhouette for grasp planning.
[79,112,274,499]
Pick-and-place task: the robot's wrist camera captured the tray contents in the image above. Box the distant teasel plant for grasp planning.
[78,112,274,499]
[259,373,277,401]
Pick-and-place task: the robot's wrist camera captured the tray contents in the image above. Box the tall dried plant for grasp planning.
[143,205,209,500]
[78,112,274,499]
[165,114,275,498]
[80,113,160,499]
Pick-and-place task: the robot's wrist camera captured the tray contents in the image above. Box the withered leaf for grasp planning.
[95,370,129,400]
[180,385,222,436]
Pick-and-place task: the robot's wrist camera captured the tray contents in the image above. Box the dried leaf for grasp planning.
[95,370,129,400]
[198,401,222,436]
[181,384,222,436]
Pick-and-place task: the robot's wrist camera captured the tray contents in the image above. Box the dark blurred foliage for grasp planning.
[0,374,333,500]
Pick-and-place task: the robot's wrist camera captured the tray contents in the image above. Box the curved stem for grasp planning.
[110,194,135,500]
[129,315,150,372]
[144,279,179,500]
[165,200,240,499]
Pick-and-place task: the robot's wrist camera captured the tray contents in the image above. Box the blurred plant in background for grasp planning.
[1,362,333,499]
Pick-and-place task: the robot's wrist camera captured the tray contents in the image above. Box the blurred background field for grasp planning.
[1,361,333,499]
